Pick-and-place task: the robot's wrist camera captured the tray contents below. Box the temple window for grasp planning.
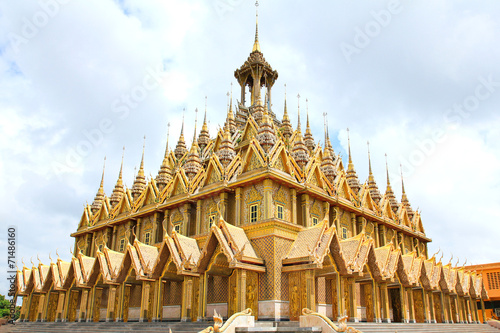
[174,223,181,234]
[312,216,319,226]
[277,204,284,220]
[144,232,151,245]
[250,204,258,223]
[98,244,103,252]
[119,238,125,252]
[342,227,348,240]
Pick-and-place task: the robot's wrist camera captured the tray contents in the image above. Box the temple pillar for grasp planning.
[472,298,479,323]
[200,273,208,320]
[106,286,116,322]
[55,292,65,322]
[87,286,96,322]
[235,188,242,226]
[481,298,486,323]
[372,280,381,323]
[79,289,89,322]
[428,291,436,323]
[349,278,359,322]
[374,223,380,247]
[337,275,345,318]
[196,201,202,235]
[407,287,416,323]
[439,291,447,323]
[380,283,391,323]
[181,277,194,322]
[263,179,273,220]
[153,280,163,322]
[291,189,297,225]
[220,192,229,221]
[466,298,472,323]
[379,225,386,246]
[301,194,310,227]
[305,270,315,311]
[400,285,408,323]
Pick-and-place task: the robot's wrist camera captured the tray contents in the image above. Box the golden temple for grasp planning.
[14,5,488,326]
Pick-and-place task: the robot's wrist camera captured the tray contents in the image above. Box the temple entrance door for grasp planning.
[46,291,59,322]
[389,288,402,322]
[288,271,309,321]
[362,283,375,322]
[159,261,183,321]
[413,289,425,323]
[205,251,232,319]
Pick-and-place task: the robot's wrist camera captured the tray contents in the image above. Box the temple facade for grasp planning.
[15,9,488,326]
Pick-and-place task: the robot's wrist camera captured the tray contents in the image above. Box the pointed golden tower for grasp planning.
[366,142,382,203]
[346,129,361,194]
[292,94,309,168]
[384,154,398,212]
[321,115,336,184]
[304,99,315,152]
[198,98,211,151]
[132,137,147,199]
[234,1,278,110]
[224,87,237,135]
[110,148,125,207]
[157,123,173,190]
[400,166,415,219]
[91,157,106,214]
[217,123,236,168]
[184,109,202,180]
[280,84,293,141]
[174,112,188,160]
[257,99,277,153]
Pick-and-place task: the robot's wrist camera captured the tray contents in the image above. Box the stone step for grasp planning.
[2,321,499,333]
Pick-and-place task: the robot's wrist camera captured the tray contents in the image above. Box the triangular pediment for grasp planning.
[381,198,396,220]
[203,154,224,187]
[399,207,411,228]
[269,140,292,175]
[336,175,352,202]
[77,205,92,231]
[241,139,266,173]
[305,162,324,189]
[239,116,259,145]
[212,129,224,152]
[132,181,159,213]
[109,189,132,219]
[169,169,189,198]
[93,200,110,226]
[412,213,425,233]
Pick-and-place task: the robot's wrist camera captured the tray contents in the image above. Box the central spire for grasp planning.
[252,1,261,53]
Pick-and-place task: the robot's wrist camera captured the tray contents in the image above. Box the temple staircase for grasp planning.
[1,321,499,333]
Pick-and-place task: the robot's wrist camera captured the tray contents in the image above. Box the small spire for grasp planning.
[347,128,353,164]
[91,156,106,213]
[367,141,373,176]
[385,153,390,186]
[164,122,171,159]
[110,147,125,206]
[174,110,188,159]
[297,93,301,132]
[400,164,406,194]
[252,1,261,52]
[193,107,199,142]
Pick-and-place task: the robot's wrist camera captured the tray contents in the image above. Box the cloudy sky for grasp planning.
[1,0,499,295]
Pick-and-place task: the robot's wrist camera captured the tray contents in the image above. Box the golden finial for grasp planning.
[49,252,53,263]
[448,254,453,265]
[347,128,353,164]
[306,98,310,129]
[100,156,106,189]
[252,1,261,52]
[462,258,467,269]
[385,153,390,186]
[438,251,444,263]
[21,258,26,268]
[194,107,199,142]
[164,122,171,158]
[323,113,328,145]
[37,254,41,265]
[69,247,74,256]
[56,249,60,261]
[30,257,35,267]
[367,141,373,176]
[400,163,406,194]
[296,93,301,131]
[455,257,460,267]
